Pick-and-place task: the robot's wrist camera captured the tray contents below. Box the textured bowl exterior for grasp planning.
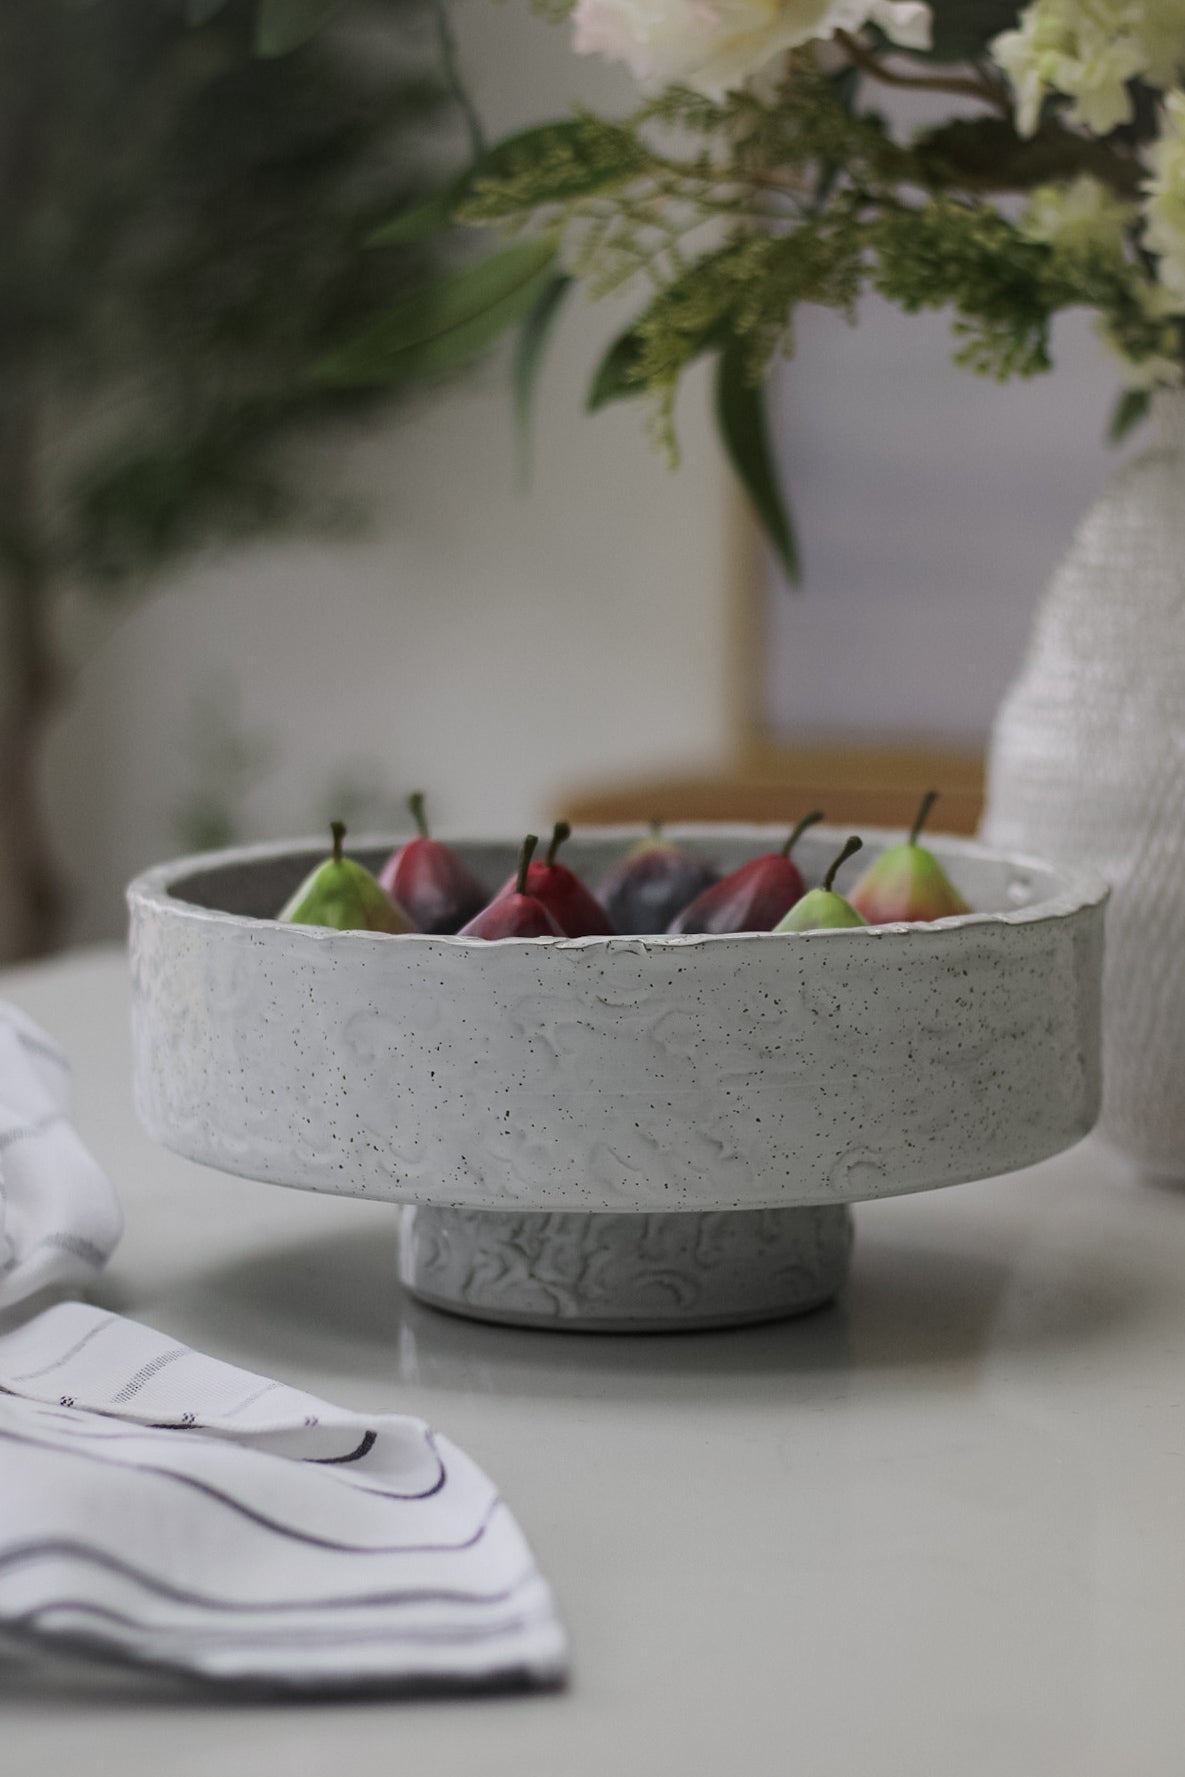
[397,1204,855,1331]
[128,828,1106,1214]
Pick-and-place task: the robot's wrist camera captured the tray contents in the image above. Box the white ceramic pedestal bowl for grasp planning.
[128,827,1106,1332]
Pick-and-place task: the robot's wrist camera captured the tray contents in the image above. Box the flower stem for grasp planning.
[833,30,1010,117]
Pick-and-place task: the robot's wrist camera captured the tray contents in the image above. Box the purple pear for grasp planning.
[596,823,718,935]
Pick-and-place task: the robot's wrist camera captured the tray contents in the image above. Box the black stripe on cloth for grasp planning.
[0,1517,519,1614]
[311,1430,378,1465]
[4,1317,114,1381]
[110,1347,188,1403]
[0,1413,448,1498]
[0,1425,483,1552]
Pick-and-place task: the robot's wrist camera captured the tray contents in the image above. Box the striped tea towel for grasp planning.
[0,1005,566,1692]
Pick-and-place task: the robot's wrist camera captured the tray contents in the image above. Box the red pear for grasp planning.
[379,791,488,934]
[668,811,824,934]
[459,835,563,939]
[495,821,615,937]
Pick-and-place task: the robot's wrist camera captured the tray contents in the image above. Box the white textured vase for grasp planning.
[983,391,1185,1173]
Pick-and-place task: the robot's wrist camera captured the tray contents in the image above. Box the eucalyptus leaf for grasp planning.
[1108,387,1151,445]
[513,272,573,482]
[367,185,464,246]
[317,240,558,385]
[256,0,341,57]
[714,344,799,586]
[587,327,648,411]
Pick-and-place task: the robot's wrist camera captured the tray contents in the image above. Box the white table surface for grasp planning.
[3,947,1184,1777]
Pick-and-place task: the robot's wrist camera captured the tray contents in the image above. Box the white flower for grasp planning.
[867,2,930,50]
[1019,174,1135,257]
[571,0,932,100]
[1144,88,1185,301]
[1135,0,1185,87]
[1017,176,1180,390]
[1017,174,1184,391]
[992,0,1185,138]
[1096,283,1185,389]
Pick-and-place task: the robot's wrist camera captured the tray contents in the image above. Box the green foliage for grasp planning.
[587,328,651,410]
[0,0,462,601]
[368,182,468,244]
[338,13,1169,564]
[715,341,799,584]
[436,30,1176,556]
[630,241,781,411]
[871,197,1175,381]
[618,216,863,456]
[317,239,558,384]
[460,118,651,216]
[870,201,1061,378]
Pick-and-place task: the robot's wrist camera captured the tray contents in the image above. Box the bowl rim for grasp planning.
[125,823,1110,948]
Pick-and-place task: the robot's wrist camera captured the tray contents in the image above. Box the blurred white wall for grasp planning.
[44,3,732,947]
[762,300,1138,745]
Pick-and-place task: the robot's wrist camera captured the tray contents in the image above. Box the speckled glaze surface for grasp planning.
[128,827,1105,1216]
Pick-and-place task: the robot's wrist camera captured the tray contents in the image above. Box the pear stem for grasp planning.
[824,835,862,893]
[909,790,939,847]
[648,817,663,840]
[408,791,429,839]
[330,820,346,865]
[516,833,539,897]
[547,820,571,867]
[782,809,824,859]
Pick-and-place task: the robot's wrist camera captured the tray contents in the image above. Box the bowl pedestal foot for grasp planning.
[397,1203,853,1332]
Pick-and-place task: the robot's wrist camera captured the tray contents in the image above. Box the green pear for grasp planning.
[775,837,868,932]
[848,791,970,924]
[279,821,414,933]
